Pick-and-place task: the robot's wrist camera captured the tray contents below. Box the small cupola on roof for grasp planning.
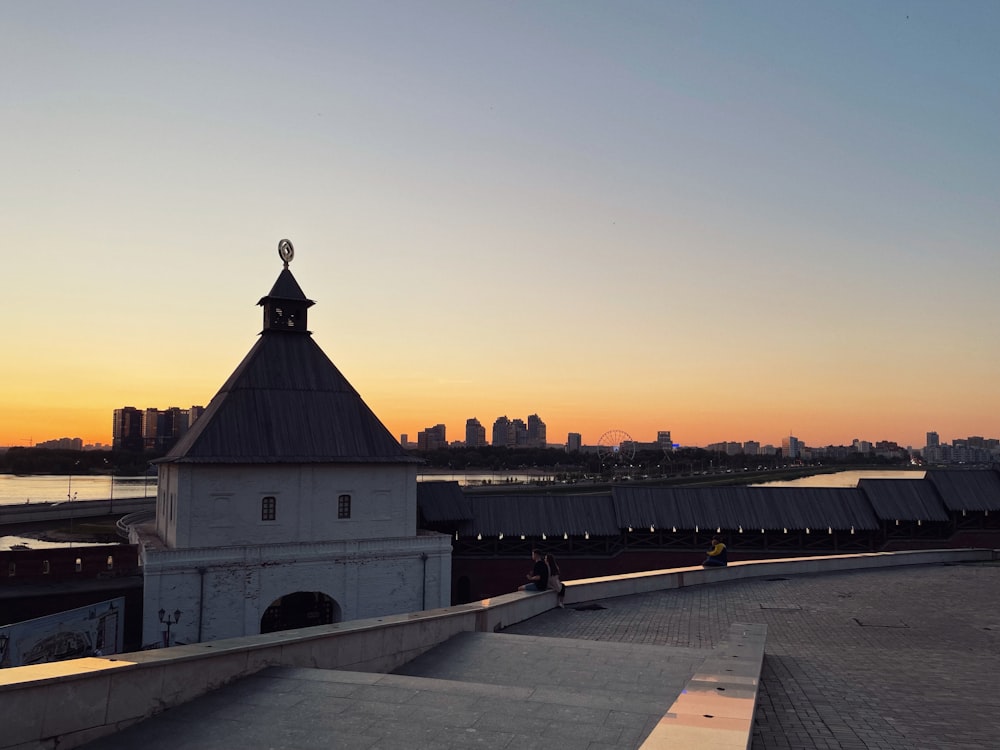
[258,239,314,334]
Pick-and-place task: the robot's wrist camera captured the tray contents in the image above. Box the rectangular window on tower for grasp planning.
[338,494,351,519]
[261,496,277,521]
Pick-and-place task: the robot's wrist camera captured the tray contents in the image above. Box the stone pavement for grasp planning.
[506,561,1000,750]
[81,561,1000,750]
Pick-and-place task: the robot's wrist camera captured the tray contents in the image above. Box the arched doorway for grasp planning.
[260,591,341,634]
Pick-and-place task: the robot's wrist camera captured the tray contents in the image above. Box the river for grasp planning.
[750,468,925,487]
[0,475,156,506]
[0,470,553,506]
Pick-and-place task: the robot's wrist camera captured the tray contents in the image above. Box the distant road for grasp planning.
[0,497,154,527]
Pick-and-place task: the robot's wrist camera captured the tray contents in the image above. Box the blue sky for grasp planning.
[3,1,999,448]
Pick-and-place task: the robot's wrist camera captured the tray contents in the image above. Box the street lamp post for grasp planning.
[104,459,114,514]
[158,608,181,648]
[67,461,79,546]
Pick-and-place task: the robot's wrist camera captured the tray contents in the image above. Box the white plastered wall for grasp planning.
[139,531,452,647]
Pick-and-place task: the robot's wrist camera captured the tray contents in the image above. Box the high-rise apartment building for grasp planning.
[743,440,761,456]
[510,419,528,448]
[926,431,940,448]
[566,432,582,452]
[510,418,528,447]
[142,408,161,451]
[782,435,801,459]
[113,405,203,451]
[851,439,873,455]
[417,424,447,450]
[657,431,673,451]
[491,415,530,447]
[163,407,190,447]
[465,418,487,448]
[188,405,205,428]
[491,416,511,447]
[526,414,547,448]
[112,407,144,451]
[36,437,84,451]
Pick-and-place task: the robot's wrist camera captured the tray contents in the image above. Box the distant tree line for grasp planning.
[0,448,163,476]
[408,445,909,478]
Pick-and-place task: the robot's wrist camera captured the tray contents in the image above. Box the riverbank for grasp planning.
[1,517,122,545]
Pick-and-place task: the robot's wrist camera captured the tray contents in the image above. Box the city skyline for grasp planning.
[3,3,999,451]
[10,406,997,455]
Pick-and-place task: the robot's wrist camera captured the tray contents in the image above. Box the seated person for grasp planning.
[518,549,549,592]
[702,536,728,567]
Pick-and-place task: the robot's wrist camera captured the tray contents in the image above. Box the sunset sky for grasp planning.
[3,2,998,451]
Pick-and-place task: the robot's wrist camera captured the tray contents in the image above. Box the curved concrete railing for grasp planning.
[1,547,994,750]
[116,509,155,539]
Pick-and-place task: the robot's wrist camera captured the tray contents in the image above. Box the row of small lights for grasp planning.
[461,525,881,540]
[453,508,994,541]
[455,513,978,540]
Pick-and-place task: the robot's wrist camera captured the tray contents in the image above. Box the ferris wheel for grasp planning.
[597,429,635,464]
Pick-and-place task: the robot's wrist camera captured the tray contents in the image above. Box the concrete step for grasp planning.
[81,632,709,750]
[394,631,708,713]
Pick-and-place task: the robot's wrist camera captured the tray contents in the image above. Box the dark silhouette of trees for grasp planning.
[0,448,163,476]
[407,444,908,479]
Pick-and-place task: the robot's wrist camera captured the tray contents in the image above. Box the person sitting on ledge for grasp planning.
[518,548,549,592]
[702,536,728,567]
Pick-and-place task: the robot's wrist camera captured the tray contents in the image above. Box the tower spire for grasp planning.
[258,239,314,333]
[278,238,294,269]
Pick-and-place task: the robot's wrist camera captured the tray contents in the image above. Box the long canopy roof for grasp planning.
[925,469,1000,512]
[417,469,999,537]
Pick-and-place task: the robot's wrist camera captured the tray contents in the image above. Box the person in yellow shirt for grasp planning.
[702,536,728,567]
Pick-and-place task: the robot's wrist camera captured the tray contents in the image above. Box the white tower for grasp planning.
[131,241,451,647]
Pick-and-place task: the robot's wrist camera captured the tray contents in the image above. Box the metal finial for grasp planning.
[278,239,295,268]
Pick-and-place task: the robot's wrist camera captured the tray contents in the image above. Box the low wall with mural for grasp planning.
[1,547,994,750]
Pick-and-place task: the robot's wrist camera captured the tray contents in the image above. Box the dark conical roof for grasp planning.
[258,268,313,306]
[160,262,416,465]
[161,334,416,464]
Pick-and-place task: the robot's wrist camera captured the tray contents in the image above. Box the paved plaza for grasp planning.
[81,561,1000,750]
[507,561,1000,750]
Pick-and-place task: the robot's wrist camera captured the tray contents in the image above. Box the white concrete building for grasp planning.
[132,242,451,648]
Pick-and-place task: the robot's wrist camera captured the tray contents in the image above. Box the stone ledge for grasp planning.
[640,623,767,750]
